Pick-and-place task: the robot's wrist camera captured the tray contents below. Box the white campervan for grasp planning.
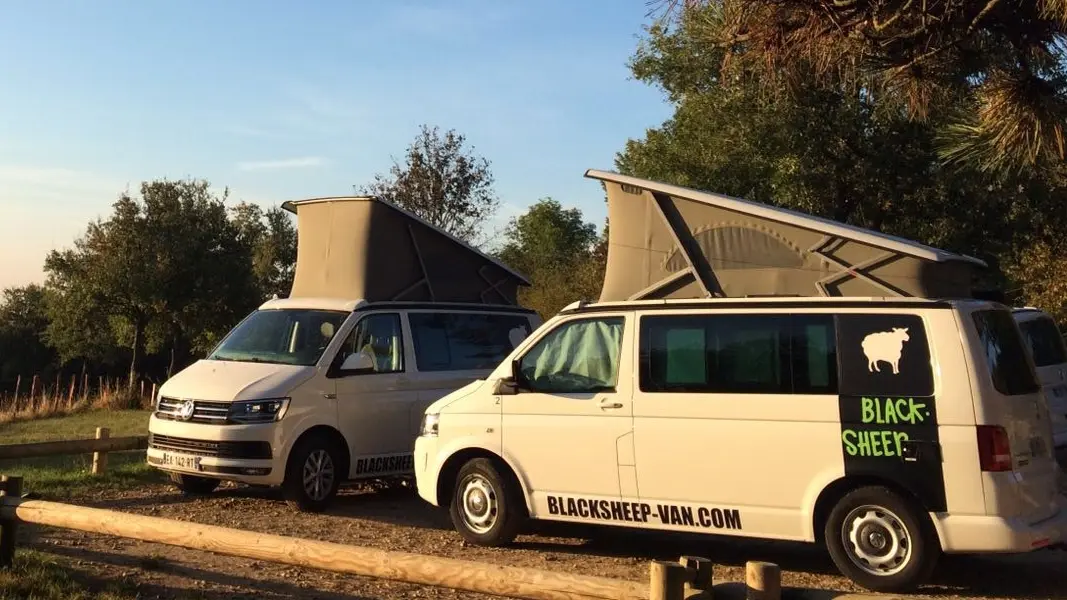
[1012,307,1067,463]
[412,170,1067,593]
[146,196,542,511]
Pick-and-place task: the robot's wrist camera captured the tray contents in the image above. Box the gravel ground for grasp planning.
[17,479,1067,600]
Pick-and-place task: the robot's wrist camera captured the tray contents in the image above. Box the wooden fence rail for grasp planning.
[0,475,888,600]
[0,429,147,475]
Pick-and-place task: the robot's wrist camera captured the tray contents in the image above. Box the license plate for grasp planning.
[160,452,201,472]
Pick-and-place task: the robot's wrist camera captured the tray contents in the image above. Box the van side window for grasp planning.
[409,312,532,372]
[517,317,624,393]
[336,313,404,375]
[1017,315,1067,367]
[836,314,933,397]
[638,314,837,394]
[972,310,1040,395]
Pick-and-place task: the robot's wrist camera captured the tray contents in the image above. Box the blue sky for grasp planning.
[0,0,673,289]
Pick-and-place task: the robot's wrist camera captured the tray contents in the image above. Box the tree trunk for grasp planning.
[129,320,145,388]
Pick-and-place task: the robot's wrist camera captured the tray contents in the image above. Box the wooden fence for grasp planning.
[0,428,148,475]
[0,474,890,600]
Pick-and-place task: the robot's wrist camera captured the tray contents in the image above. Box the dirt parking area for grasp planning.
[16,479,1067,600]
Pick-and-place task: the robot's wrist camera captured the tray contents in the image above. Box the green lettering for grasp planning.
[842,430,858,456]
[861,398,876,423]
[893,431,909,456]
[856,430,872,456]
[870,431,885,456]
[909,399,927,423]
[884,398,899,424]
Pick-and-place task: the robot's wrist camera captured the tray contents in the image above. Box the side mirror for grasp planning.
[493,359,528,396]
[341,351,375,373]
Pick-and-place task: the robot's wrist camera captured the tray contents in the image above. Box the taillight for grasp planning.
[977,425,1013,472]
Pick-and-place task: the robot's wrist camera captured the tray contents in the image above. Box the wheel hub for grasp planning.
[842,505,913,577]
[459,474,498,534]
[302,449,335,502]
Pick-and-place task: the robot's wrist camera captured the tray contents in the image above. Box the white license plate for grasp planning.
[160,452,202,472]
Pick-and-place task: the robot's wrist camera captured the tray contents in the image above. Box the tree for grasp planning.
[646,1,1067,177]
[359,125,500,245]
[0,285,57,385]
[44,179,258,382]
[497,198,599,277]
[618,3,1048,279]
[496,198,606,319]
[231,202,298,299]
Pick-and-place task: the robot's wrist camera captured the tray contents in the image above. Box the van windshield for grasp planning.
[972,309,1040,396]
[208,309,349,366]
[1017,315,1067,367]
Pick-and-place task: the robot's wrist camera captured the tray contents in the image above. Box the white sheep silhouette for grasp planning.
[861,327,911,374]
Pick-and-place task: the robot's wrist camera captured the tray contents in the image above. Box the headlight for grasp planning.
[420,413,439,437]
[228,398,290,424]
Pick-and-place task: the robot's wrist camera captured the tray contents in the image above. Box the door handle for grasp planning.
[323,393,337,400]
[598,398,623,410]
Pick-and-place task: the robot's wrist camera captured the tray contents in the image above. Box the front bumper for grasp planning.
[146,414,285,485]
[414,434,440,506]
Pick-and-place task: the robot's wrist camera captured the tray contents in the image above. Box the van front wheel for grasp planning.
[824,486,940,593]
[283,435,342,512]
[169,473,220,495]
[448,458,525,546]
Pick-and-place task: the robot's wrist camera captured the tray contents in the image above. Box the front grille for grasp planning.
[155,397,231,424]
[149,434,272,460]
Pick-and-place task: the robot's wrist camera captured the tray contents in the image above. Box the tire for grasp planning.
[448,457,526,546]
[282,434,343,512]
[169,472,220,495]
[824,485,941,593]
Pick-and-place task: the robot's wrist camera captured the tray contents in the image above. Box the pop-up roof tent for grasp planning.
[585,170,988,301]
[280,196,530,305]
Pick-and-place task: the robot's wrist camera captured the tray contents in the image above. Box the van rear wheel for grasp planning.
[448,458,525,546]
[824,486,940,593]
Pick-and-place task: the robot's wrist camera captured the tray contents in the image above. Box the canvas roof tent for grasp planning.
[281,196,530,305]
[585,170,988,302]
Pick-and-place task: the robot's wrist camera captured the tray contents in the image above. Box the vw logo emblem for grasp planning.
[177,400,196,421]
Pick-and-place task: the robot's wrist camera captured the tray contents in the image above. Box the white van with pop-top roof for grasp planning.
[146,196,541,511]
[413,171,1067,593]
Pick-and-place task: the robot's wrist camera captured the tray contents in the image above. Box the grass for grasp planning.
[0,409,152,445]
[0,550,140,599]
[0,409,163,499]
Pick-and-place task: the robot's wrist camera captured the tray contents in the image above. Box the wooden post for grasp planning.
[12,376,19,403]
[745,561,780,600]
[0,476,22,568]
[81,373,89,402]
[29,375,39,404]
[150,383,158,408]
[650,560,687,600]
[140,380,145,399]
[678,556,713,596]
[67,376,75,408]
[92,428,110,475]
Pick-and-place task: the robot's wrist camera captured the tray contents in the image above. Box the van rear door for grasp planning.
[963,306,1060,526]
[1014,312,1067,449]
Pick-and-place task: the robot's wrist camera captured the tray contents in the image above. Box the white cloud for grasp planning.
[236,157,328,171]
